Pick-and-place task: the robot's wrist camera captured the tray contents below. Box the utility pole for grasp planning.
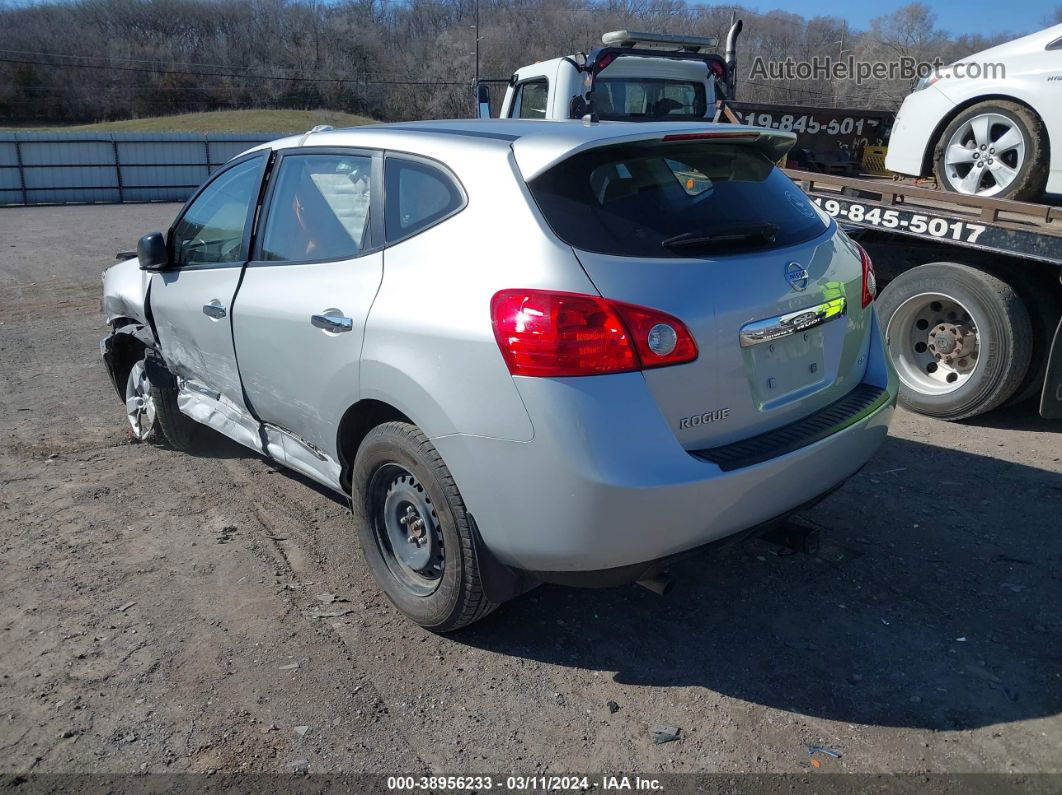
[475,0,480,88]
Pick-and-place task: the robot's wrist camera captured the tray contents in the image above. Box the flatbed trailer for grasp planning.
[785,169,1062,419]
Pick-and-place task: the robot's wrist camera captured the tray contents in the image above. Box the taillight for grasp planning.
[857,244,876,308]
[611,300,699,370]
[490,289,698,377]
[595,52,616,72]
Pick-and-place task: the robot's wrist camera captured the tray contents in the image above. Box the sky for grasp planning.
[736,0,1057,37]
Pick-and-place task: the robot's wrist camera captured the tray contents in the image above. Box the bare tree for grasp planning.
[0,0,1044,124]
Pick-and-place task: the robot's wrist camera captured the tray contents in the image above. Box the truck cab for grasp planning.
[496,29,735,122]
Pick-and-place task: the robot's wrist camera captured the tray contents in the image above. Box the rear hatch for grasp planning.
[525,134,874,450]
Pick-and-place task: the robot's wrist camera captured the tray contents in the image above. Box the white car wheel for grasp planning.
[942,112,1025,197]
[933,100,1048,201]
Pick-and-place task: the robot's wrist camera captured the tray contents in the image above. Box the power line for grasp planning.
[0,48,418,80]
[0,57,467,86]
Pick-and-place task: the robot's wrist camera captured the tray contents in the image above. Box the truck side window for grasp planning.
[511,79,549,119]
[385,157,465,244]
[259,153,372,262]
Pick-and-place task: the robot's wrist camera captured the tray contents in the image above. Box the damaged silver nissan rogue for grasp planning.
[100,119,896,631]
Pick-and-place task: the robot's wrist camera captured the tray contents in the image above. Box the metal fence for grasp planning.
[0,132,279,206]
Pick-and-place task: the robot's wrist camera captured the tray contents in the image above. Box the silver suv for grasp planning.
[101,120,897,631]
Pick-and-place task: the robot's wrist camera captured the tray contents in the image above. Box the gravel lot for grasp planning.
[1,203,1060,779]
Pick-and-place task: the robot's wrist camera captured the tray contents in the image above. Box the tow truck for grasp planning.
[475,26,1062,420]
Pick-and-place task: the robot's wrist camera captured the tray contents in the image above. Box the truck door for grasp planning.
[149,152,269,447]
[231,149,382,488]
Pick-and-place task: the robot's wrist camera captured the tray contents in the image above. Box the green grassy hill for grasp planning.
[2,109,377,133]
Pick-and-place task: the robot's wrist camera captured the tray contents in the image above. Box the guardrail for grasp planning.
[0,132,279,206]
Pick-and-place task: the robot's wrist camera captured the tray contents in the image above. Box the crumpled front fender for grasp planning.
[100,323,157,399]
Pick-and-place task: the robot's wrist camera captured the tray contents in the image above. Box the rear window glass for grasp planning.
[595,78,708,119]
[528,142,828,258]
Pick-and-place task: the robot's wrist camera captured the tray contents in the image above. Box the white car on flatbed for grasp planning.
[885,23,1062,201]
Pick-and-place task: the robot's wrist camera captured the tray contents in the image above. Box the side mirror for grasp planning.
[137,232,170,271]
[476,83,491,119]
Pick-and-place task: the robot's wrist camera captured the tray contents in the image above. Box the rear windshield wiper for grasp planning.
[660,223,779,250]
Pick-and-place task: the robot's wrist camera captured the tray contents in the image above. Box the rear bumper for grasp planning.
[434,315,897,574]
[437,394,892,573]
[526,478,847,588]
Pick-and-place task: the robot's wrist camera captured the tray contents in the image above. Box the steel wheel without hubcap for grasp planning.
[943,113,1025,197]
[368,464,445,597]
[125,360,156,440]
[887,292,981,395]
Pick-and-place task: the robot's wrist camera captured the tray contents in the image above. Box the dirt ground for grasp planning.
[1,203,1060,779]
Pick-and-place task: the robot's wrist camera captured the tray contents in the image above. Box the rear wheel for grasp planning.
[878,263,1032,419]
[352,421,497,632]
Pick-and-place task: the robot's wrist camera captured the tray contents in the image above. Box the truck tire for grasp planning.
[352,421,499,632]
[878,263,1032,420]
[1003,273,1062,407]
[150,383,199,451]
[933,100,1048,201]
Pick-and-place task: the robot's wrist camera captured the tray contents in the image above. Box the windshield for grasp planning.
[594,78,708,120]
[527,142,829,258]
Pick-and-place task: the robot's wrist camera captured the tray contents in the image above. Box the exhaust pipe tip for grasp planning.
[636,572,674,596]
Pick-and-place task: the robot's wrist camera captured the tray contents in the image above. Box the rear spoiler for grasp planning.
[513,127,797,181]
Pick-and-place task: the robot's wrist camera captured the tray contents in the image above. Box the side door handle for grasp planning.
[202,300,227,320]
[311,314,353,333]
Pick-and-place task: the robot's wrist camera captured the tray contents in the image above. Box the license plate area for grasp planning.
[745,328,827,410]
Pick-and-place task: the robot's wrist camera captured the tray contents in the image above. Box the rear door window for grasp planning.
[384,157,465,243]
[528,142,828,258]
[259,153,372,262]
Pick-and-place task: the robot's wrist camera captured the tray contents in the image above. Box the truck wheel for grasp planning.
[933,100,1048,201]
[352,421,498,632]
[150,383,199,451]
[1003,274,1062,407]
[878,263,1032,420]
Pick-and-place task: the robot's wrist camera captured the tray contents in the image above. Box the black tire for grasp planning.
[150,383,200,451]
[352,421,498,632]
[877,263,1033,420]
[933,100,1048,201]
[1003,273,1062,407]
